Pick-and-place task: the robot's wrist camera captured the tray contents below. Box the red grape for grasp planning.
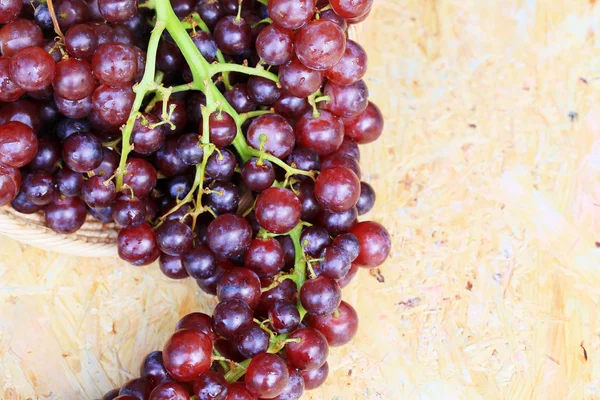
[325,40,367,86]
[163,329,213,382]
[285,328,329,371]
[0,121,37,167]
[244,353,289,398]
[268,0,314,30]
[343,101,384,144]
[308,300,358,346]
[294,19,346,70]
[314,166,360,212]
[349,221,391,267]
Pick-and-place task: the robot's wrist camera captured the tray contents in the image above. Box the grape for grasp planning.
[140,351,173,386]
[176,312,218,341]
[119,378,154,400]
[114,395,138,400]
[163,329,213,382]
[296,181,320,221]
[0,121,38,168]
[149,382,189,400]
[0,165,21,206]
[88,205,115,222]
[191,30,218,63]
[10,188,41,213]
[224,382,255,400]
[330,0,372,18]
[349,221,391,267]
[118,222,160,266]
[322,80,369,118]
[98,0,138,22]
[92,43,138,86]
[55,167,83,197]
[54,93,93,119]
[155,137,190,177]
[356,181,375,215]
[295,19,346,70]
[102,389,121,400]
[159,253,189,279]
[197,262,228,295]
[112,195,146,228]
[285,328,329,371]
[45,196,87,234]
[213,15,251,55]
[246,114,295,158]
[255,187,301,234]
[207,111,236,148]
[224,84,257,114]
[308,300,358,347]
[0,19,43,56]
[241,158,275,192]
[321,153,361,179]
[205,148,237,181]
[255,24,294,66]
[207,180,240,214]
[343,101,384,144]
[23,170,56,206]
[0,98,42,132]
[287,148,321,174]
[194,0,223,30]
[217,267,261,309]
[273,93,310,119]
[314,166,360,213]
[167,175,192,200]
[65,24,99,58]
[112,24,136,45]
[332,233,360,261]
[244,237,284,278]
[62,132,103,173]
[301,362,328,390]
[336,261,359,288]
[132,113,166,155]
[193,371,228,400]
[183,244,217,280]
[244,353,289,398]
[268,0,314,30]
[300,275,341,316]
[56,117,90,142]
[9,46,55,92]
[300,226,331,257]
[157,41,184,74]
[320,9,347,31]
[88,22,116,46]
[325,40,367,86]
[295,110,344,156]
[234,323,269,358]
[247,76,281,105]
[53,58,96,101]
[212,298,253,338]
[268,300,300,334]
[92,147,119,177]
[54,0,89,31]
[0,0,21,24]
[271,363,304,400]
[157,220,194,256]
[206,213,252,258]
[92,84,135,125]
[0,56,24,101]
[279,58,323,98]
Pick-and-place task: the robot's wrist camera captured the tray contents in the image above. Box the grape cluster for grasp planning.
[0,0,391,397]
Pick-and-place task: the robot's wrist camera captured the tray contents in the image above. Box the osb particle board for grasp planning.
[3,0,600,398]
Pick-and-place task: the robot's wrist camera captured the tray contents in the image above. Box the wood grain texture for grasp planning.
[3,0,600,398]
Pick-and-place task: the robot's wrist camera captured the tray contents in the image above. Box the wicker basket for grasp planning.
[0,206,118,257]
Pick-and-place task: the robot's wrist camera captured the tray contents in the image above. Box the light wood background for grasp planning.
[4,0,600,398]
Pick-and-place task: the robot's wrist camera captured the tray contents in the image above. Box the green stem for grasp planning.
[239,109,274,122]
[224,359,252,383]
[209,63,279,83]
[115,21,166,191]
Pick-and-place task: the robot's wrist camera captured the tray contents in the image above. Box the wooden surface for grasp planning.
[4,0,600,398]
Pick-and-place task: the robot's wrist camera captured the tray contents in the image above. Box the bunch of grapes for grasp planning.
[0,0,391,397]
